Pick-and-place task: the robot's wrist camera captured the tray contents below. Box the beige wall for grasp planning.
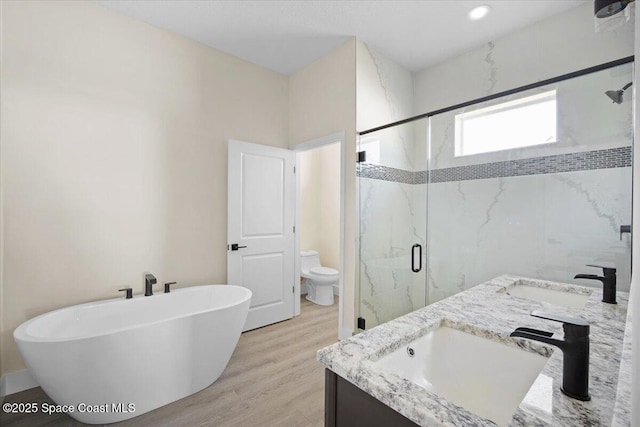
[1,1,289,374]
[289,39,357,333]
[300,150,322,259]
[299,143,340,270]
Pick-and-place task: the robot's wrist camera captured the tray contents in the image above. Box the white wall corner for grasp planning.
[339,327,353,341]
[0,369,38,397]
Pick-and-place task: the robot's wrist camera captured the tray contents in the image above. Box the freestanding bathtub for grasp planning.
[14,284,251,424]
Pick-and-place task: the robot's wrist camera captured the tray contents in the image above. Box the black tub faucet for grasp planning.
[511,311,590,401]
[164,282,176,293]
[118,287,133,299]
[574,264,616,304]
[144,274,157,296]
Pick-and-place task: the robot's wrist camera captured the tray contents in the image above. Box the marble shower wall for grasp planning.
[427,63,633,301]
[359,176,425,327]
[413,3,634,306]
[356,2,634,329]
[356,43,426,328]
[358,64,633,326]
[357,120,429,329]
[427,168,632,303]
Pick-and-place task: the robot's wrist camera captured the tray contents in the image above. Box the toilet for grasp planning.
[300,250,338,306]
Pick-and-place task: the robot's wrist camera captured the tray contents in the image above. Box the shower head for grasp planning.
[605,82,632,104]
[606,89,624,104]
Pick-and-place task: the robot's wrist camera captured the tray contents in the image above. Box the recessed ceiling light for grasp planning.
[468,5,492,21]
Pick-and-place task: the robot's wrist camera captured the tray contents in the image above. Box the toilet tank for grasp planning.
[300,250,321,273]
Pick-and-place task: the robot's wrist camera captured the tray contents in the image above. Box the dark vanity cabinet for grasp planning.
[324,369,419,427]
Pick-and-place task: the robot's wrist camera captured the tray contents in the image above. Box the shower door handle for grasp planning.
[411,244,422,273]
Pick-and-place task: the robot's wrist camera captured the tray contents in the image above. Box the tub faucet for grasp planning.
[144,274,157,296]
[164,282,176,293]
[118,287,133,299]
[510,311,590,401]
[574,264,616,304]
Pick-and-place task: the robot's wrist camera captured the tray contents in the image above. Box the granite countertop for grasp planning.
[317,275,629,426]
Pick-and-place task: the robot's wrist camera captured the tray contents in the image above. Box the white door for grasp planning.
[228,139,295,331]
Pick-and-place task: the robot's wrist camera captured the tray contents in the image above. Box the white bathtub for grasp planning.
[14,285,251,424]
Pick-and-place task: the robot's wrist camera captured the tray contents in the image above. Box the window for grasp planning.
[454,90,557,157]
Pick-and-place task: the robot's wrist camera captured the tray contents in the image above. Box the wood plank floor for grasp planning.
[1,296,339,427]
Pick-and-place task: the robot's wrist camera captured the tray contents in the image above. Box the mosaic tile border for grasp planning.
[356,163,415,184]
[356,146,631,184]
[429,146,632,183]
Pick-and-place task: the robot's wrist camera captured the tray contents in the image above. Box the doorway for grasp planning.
[294,132,345,335]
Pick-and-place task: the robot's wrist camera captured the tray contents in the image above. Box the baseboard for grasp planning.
[339,327,353,340]
[0,369,38,398]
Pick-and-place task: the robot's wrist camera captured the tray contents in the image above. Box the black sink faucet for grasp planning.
[574,264,616,304]
[144,274,157,296]
[510,311,590,401]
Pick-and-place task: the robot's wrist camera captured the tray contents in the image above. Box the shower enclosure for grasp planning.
[357,59,633,330]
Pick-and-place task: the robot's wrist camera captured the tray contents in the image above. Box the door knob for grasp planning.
[230,243,247,251]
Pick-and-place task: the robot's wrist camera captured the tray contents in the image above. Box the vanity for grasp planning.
[318,275,631,426]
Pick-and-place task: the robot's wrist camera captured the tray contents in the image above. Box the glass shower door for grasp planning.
[356,60,633,331]
[357,118,429,330]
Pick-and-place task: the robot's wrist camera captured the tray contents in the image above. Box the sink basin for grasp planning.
[503,284,591,309]
[374,325,548,426]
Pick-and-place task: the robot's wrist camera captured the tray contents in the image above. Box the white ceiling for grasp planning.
[96,0,588,75]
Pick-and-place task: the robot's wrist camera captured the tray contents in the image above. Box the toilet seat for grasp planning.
[310,266,338,276]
